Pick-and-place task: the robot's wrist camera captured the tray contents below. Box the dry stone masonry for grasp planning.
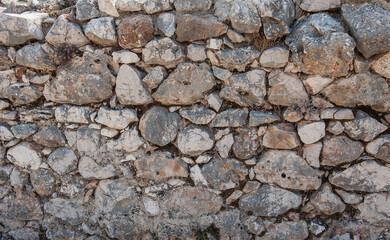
[1,0,390,239]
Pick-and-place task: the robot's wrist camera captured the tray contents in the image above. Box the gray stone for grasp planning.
[48,147,78,175]
[106,127,144,152]
[297,121,326,144]
[76,0,100,21]
[134,151,188,183]
[300,0,341,12]
[0,191,42,221]
[8,228,39,240]
[174,0,211,12]
[139,106,179,146]
[210,108,248,127]
[98,0,119,17]
[15,43,56,71]
[55,105,93,124]
[78,156,116,180]
[85,17,117,46]
[202,157,247,190]
[227,29,246,43]
[302,142,322,168]
[77,127,100,154]
[309,183,346,215]
[321,73,390,112]
[220,69,267,107]
[179,105,216,125]
[259,47,289,68]
[212,66,232,81]
[0,123,14,141]
[216,133,234,158]
[45,15,89,47]
[258,0,296,39]
[239,185,302,217]
[11,123,37,139]
[321,135,364,166]
[255,150,323,191]
[320,108,354,120]
[262,221,308,240]
[142,66,167,90]
[214,48,260,72]
[7,142,42,170]
[268,70,309,107]
[95,106,138,130]
[335,189,362,204]
[303,75,334,95]
[215,210,251,240]
[342,3,390,58]
[153,63,215,105]
[366,135,390,163]
[0,70,16,95]
[232,128,260,160]
[214,0,234,22]
[229,0,261,33]
[187,44,207,62]
[116,0,143,12]
[329,160,390,192]
[263,123,300,150]
[0,12,47,46]
[44,54,114,105]
[112,50,140,64]
[356,192,390,226]
[2,83,42,106]
[249,111,280,127]
[286,13,355,77]
[30,168,56,197]
[371,51,390,78]
[142,37,184,68]
[143,0,172,14]
[177,125,214,156]
[115,64,152,105]
[343,111,387,142]
[156,12,176,37]
[44,198,85,225]
[33,125,66,148]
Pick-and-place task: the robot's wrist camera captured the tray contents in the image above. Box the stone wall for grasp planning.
[0,0,390,239]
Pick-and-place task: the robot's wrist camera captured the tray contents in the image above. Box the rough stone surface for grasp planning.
[142,37,184,68]
[156,13,176,37]
[139,106,179,146]
[118,15,154,49]
[232,128,260,160]
[300,0,341,12]
[179,105,216,125]
[343,112,387,142]
[255,150,323,191]
[15,43,56,71]
[371,51,390,78]
[95,106,138,130]
[33,125,66,148]
[366,135,390,163]
[213,48,260,72]
[303,75,334,95]
[356,192,390,226]
[260,47,289,68]
[55,105,92,124]
[48,147,78,175]
[2,83,42,106]
[106,127,144,152]
[85,17,117,46]
[76,0,100,21]
[174,0,212,12]
[11,123,37,139]
[263,123,300,150]
[286,13,355,77]
[309,183,346,215]
[297,121,326,144]
[78,156,116,180]
[177,125,214,156]
[98,0,119,17]
[321,135,364,166]
[30,168,56,197]
[229,0,261,34]
[262,221,309,240]
[142,66,167,89]
[187,44,206,62]
[7,142,42,170]
[44,198,85,225]
[210,108,248,127]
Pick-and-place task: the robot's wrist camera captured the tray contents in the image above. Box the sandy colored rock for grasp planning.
[297,121,325,144]
[371,51,390,78]
[321,135,364,166]
[263,123,300,150]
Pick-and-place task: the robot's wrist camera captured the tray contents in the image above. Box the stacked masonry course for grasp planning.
[1,0,390,239]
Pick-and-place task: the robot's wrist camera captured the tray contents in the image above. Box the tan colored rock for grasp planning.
[303,75,334,95]
[263,123,300,150]
[309,183,346,215]
[297,121,325,144]
[118,15,154,49]
[372,51,390,78]
[321,135,364,166]
[366,135,390,163]
[356,192,390,226]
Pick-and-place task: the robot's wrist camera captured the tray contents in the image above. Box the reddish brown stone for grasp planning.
[176,14,228,42]
[118,15,154,49]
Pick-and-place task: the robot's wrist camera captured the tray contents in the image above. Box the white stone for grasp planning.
[297,121,326,144]
[55,105,92,124]
[302,142,322,168]
[107,127,144,152]
[112,50,140,64]
[95,106,138,130]
[101,128,119,138]
[259,47,289,68]
[216,133,234,158]
[0,124,14,141]
[195,154,213,164]
[326,121,344,135]
[78,156,116,179]
[303,75,334,95]
[207,92,223,112]
[116,0,144,11]
[207,39,223,50]
[98,0,119,17]
[7,142,42,170]
[190,165,208,186]
[156,12,176,37]
[85,17,117,46]
[177,126,215,156]
[187,44,207,62]
[300,0,341,12]
[143,197,160,216]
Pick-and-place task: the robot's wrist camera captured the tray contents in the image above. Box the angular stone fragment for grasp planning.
[2,83,42,106]
[302,142,322,168]
[215,210,251,240]
[106,127,144,152]
[33,125,66,148]
[309,183,346,215]
[15,43,56,71]
[55,105,92,124]
[342,3,390,58]
[286,13,355,77]
[142,66,167,90]
[177,126,214,156]
[320,108,354,120]
[268,70,309,107]
[45,15,89,47]
[162,186,223,218]
[258,0,295,39]
[98,0,119,16]
[263,123,300,150]
[85,17,117,46]
[78,156,116,180]
[11,123,37,139]
[115,64,152,105]
[202,157,247,190]
[8,228,39,240]
[260,47,289,68]
[48,147,78,175]
[210,108,248,127]
[0,191,42,221]
[297,121,326,144]
[229,0,261,33]
[76,0,100,21]
[118,15,154,49]
[95,106,138,130]
[216,133,234,158]
[321,135,363,166]
[7,142,42,170]
[372,51,390,78]
[176,14,228,42]
[255,150,323,191]
[115,0,143,12]
[232,128,260,160]
[139,106,179,146]
[44,198,85,225]
[112,50,139,64]
[0,123,14,141]
[77,127,100,154]
[300,0,341,12]
[303,75,334,95]
[179,105,216,125]
[142,37,184,68]
[321,73,390,112]
[329,160,390,192]
[174,0,212,12]
[263,221,309,240]
[156,12,176,37]
[356,192,390,226]
[153,63,215,105]
[214,48,260,72]
[187,44,206,62]
[220,69,266,107]
[335,189,362,205]
[30,168,56,197]
[239,185,302,217]
[343,112,387,142]
[249,111,280,127]
[214,0,234,21]
[134,151,188,183]
[366,135,390,163]
[44,54,114,105]
[143,0,172,14]
[0,12,47,46]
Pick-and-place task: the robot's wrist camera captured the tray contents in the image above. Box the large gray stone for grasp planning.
[210,108,248,127]
[213,48,260,72]
[343,111,387,142]
[15,43,56,71]
[342,3,390,58]
[156,13,176,37]
[7,142,42,170]
[76,0,100,21]
[286,13,355,77]
[85,17,117,46]
[321,135,364,166]
[229,0,261,33]
[2,83,42,106]
[356,192,390,226]
[143,0,172,14]
[153,63,215,105]
[177,125,214,156]
[142,37,184,68]
[48,147,78,175]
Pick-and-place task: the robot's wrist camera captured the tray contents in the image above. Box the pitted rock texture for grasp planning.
[1,0,390,239]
